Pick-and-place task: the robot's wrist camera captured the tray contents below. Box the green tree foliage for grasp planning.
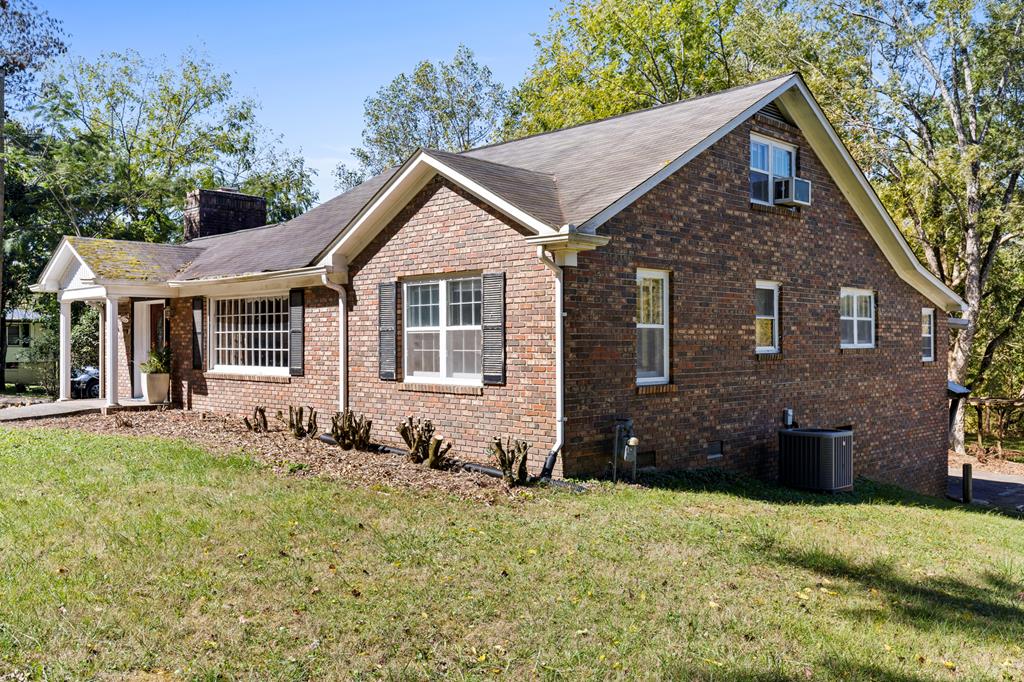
[504,0,873,141]
[333,45,508,190]
[24,50,317,243]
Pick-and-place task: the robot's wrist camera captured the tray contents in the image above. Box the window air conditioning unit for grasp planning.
[773,177,812,206]
[778,428,853,492]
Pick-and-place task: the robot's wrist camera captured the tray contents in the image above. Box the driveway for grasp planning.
[948,467,1024,514]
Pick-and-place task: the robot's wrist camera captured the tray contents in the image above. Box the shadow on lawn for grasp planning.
[636,468,1023,519]
[773,545,1024,645]
[660,656,941,681]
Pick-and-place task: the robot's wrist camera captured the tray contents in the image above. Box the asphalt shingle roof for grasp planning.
[66,75,793,283]
[66,237,203,283]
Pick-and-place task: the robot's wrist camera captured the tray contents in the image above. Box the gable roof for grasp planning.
[32,73,964,312]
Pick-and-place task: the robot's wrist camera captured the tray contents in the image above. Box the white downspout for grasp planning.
[537,246,564,479]
[321,275,347,412]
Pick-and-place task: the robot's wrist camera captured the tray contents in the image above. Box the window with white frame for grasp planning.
[211,296,290,372]
[921,308,935,361]
[755,281,780,353]
[404,277,482,383]
[637,269,670,384]
[840,288,875,348]
[750,135,795,205]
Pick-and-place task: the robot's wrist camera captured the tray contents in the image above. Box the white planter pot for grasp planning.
[142,372,169,404]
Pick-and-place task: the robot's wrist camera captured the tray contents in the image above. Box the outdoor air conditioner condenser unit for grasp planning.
[778,428,853,492]
[773,177,812,207]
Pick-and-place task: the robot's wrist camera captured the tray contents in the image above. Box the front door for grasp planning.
[132,301,165,399]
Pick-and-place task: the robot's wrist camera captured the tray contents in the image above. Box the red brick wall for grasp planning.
[168,287,340,417]
[345,177,558,473]
[562,115,950,495]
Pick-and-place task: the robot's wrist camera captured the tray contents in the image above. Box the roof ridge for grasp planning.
[426,148,558,179]
[463,72,796,155]
[183,221,286,244]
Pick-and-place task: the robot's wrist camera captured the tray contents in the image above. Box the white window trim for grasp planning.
[840,287,876,349]
[750,134,797,206]
[207,293,291,377]
[402,276,483,387]
[636,268,670,386]
[922,308,935,362]
[755,280,780,354]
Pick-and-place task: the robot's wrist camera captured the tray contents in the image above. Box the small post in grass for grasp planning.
[962,463,973,504]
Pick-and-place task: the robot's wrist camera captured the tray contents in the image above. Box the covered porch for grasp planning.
[31,237,183,407]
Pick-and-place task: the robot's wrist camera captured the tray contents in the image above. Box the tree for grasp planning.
[840,0,1024,452]
[505,0,873,141]
[333,45,508,190]
[27,50,317,243]
[0,0,65,388]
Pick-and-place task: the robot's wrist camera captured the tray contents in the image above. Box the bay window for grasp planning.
[637,269,670,385]
[211,296,290,373]
[840,288,875,349]
[404,277,482,383]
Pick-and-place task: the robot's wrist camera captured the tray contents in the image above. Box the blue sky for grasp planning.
[37,0,554,203]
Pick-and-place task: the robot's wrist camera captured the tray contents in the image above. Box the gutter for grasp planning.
[536,246,564,480]
[167,265,331,288]
[320,274,348,412]
[947,316,970,330]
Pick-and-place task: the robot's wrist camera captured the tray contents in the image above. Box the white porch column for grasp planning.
[58,298,71,401]
[97,304,106,400]
[105,296,120,407]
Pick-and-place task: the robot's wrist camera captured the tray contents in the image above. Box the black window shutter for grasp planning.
[289,289,305,377]
[482,272,506,385]
[379,281,397,380]
[191,297,204,370]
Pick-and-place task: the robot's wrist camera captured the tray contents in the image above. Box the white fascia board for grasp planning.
[317,150,558,267]
[581,75,802,232]
[778,82,965,313]
[35,238,83,292]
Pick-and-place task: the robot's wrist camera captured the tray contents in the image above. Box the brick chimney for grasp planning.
[183,188,267,241]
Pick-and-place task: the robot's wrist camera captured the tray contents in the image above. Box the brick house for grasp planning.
[32,74,964,495]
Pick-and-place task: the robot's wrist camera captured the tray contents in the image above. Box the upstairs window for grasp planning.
[750,135,795,205]
[755,281,780,353]
[840,288,875,349]
[921,308,935,361]
[637,269,670,385]
[404,277,483,384]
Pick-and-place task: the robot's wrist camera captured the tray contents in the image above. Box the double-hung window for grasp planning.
[840,288,875,349]
[637,269,670,385]
[211,296,290,373]
[921,308,935,361]
[404,277,482,384]
[755,281,780,353]
[750,135,795,205]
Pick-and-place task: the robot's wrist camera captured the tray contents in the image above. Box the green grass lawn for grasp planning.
[1,428,1023,680]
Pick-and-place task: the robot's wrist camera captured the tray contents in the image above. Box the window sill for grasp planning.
[840,346,876,355]
[750,202,800,218]
[755,351,783,361]
[636,383,678,396]
[399,382,484,396]
[203,371,292,384]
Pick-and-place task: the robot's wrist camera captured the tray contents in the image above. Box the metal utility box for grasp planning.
[778,428,853,492]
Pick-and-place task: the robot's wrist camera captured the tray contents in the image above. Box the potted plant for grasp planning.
[139,346,171,404]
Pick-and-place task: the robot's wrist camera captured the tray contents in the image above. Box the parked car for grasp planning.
[71,366,99,399]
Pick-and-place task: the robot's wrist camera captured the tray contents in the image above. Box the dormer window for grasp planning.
[750,135,796,205]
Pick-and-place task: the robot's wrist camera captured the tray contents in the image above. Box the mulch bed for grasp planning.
[5,409,520,503]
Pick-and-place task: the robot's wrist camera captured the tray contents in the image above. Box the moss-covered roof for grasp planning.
[66,237,203,283]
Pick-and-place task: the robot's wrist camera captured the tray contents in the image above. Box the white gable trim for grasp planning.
[32,238,94,293]
[318,150,560,267]
[580,75,964,313]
